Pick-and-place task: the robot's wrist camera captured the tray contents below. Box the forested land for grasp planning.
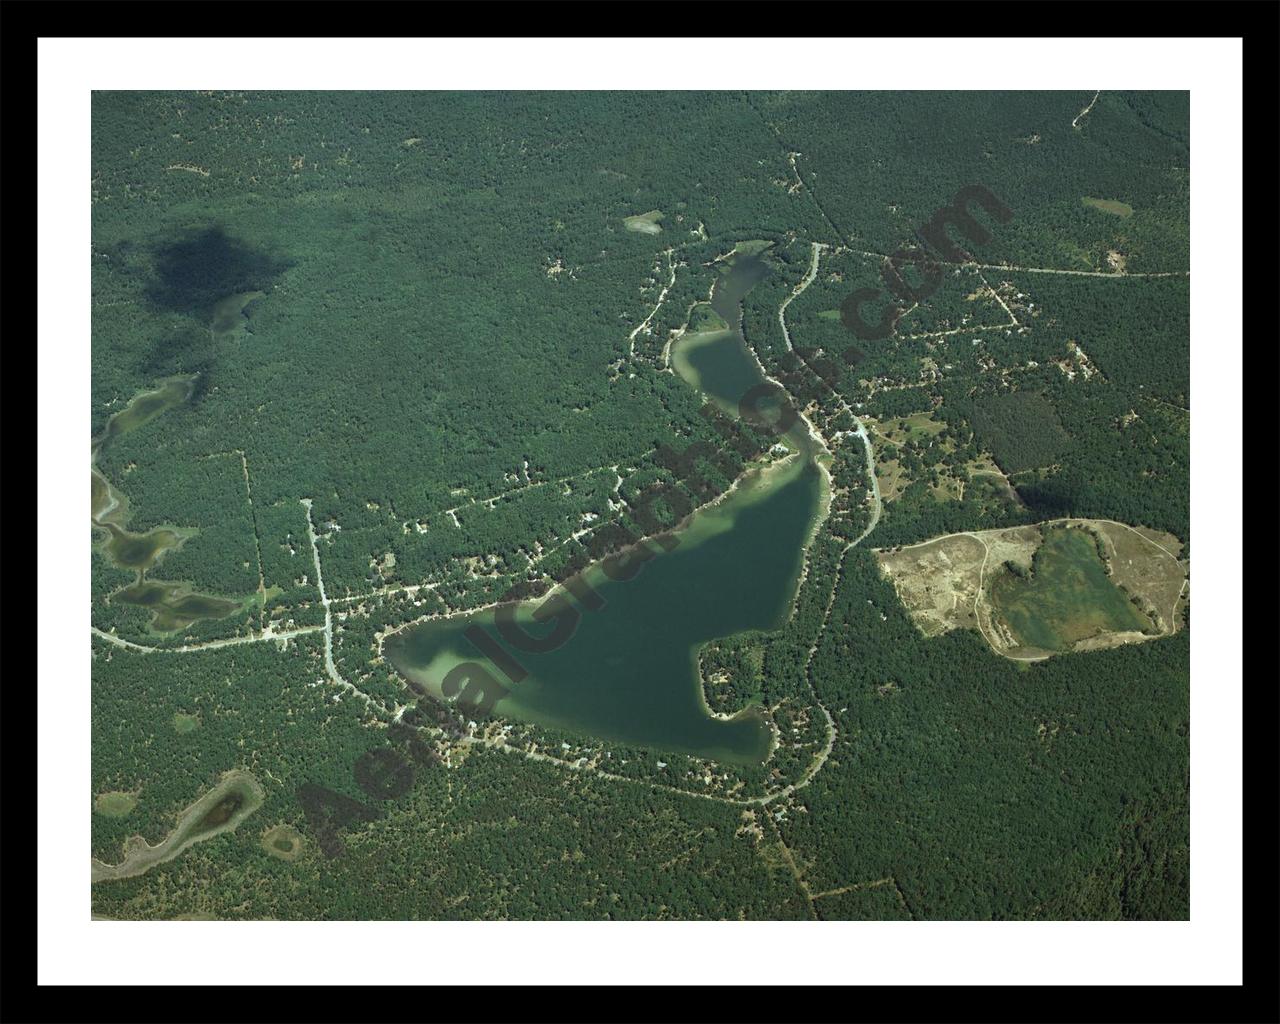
[92,91,1190,920]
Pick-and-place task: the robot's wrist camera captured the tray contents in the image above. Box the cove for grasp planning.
[385,252,826,764]
[96,521,195,574]
[97,376,197,448]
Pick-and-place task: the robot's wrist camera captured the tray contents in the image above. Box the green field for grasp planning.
[94,791,139,818]
[172,712,201,734]
[622,209,664,234]
[990,527,1152,651]
[687,302,730,333]
[1082,196,1135,218]
[261,824,306,861]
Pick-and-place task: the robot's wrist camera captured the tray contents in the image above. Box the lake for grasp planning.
[385,252,826,764]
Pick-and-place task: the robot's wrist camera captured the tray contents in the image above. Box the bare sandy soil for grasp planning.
[875,519,1187,661]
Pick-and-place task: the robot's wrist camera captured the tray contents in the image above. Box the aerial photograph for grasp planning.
[88,90,1190,921]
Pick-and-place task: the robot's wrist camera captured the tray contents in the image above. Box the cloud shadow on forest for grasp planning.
[138,226,293,403]
[145,225,292,316]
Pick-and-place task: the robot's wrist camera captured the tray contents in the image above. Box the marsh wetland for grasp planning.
[90,772,264,884]
[92,372,257,634]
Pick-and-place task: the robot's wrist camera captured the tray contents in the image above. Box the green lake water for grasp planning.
[990,526,1152,651]
[386,252,826,764]
[673,327,772,425]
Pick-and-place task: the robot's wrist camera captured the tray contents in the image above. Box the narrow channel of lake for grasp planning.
[385,253,825,764]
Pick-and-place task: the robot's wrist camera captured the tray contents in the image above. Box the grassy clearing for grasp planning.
[868,411,990,503]
[688,302,729,333]
[965,468,1022,507]
[881,412,947,444]
[874,457,910,502]
[172,712,201,734]
[1089,522,1187,635]
[261,824,306,862]
[95,791,139,818]
[1082,197,1134,218]
[623,210,664,234]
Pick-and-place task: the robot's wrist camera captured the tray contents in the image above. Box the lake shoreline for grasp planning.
[384,250,826,766]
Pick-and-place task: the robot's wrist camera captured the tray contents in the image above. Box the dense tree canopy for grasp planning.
[92,91,1189,921]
